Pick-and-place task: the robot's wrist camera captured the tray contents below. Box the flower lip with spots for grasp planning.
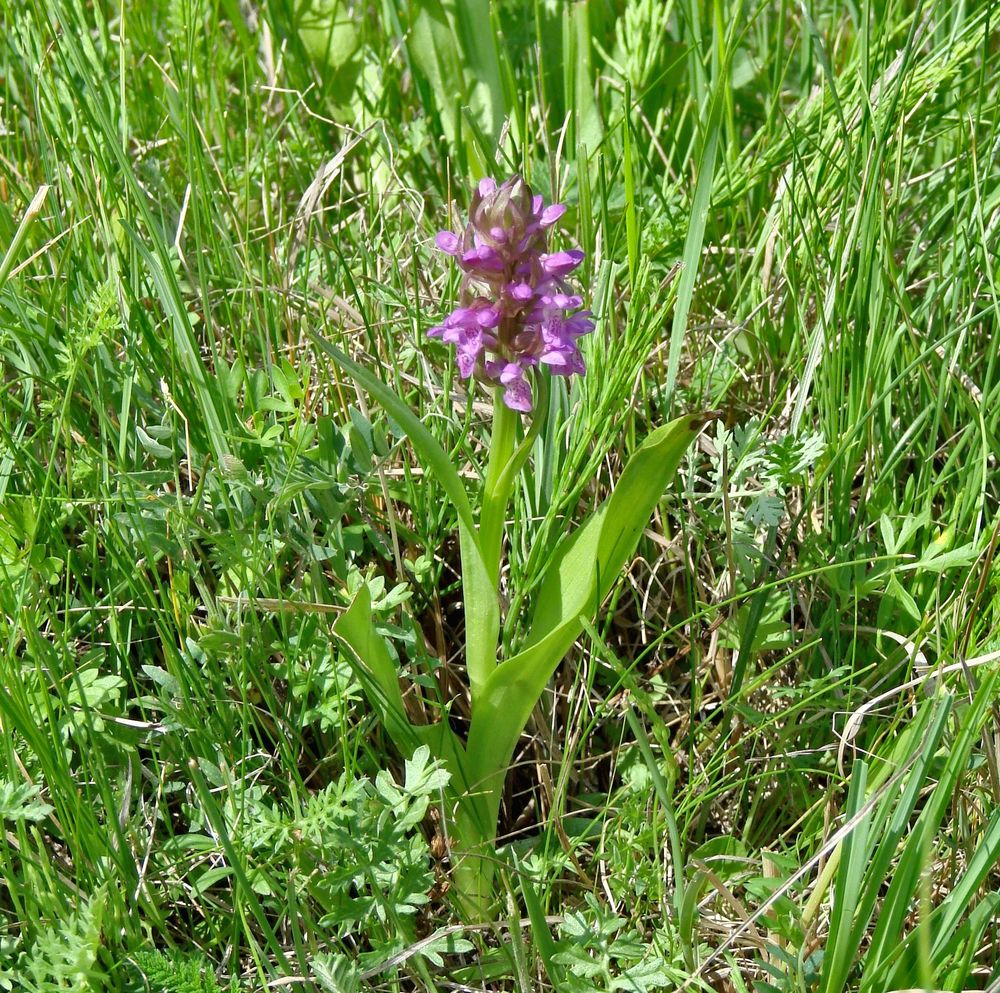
[428,175,594,412]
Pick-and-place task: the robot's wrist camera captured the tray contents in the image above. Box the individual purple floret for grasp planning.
[428,176,594,412]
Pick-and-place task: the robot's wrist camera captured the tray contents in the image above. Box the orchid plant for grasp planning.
[314,176,710,918]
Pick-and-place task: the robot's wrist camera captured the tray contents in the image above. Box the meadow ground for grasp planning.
[1,1,999,990]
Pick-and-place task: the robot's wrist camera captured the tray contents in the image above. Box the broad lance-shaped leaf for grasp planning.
[311,334,500,698]
[334,584,476,805]
[408,0,504,156]
[466,412,713,794]
[333,584,417,753]
[526,413,712,653]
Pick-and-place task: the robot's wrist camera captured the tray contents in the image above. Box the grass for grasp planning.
[0,0,998,989]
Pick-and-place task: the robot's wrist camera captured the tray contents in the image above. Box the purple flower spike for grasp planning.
[428,175,594,412]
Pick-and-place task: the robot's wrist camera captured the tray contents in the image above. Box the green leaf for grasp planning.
[402,744,451,795]
[311,952,361,993]
[526,413,708,654]
[0,186,48,293]
[933,891,1000,989]
[925,807,1000,962]
[821,760,872,993]
[613,959,674,992]
[297,0,363,89]
[858,671,1000,993]
[136,425,174,459]
[448,1,504,148]
[516,859,566,986]
[334,586,473,810]
[413,931,475,967]
[909,540,979,574]
[68,669,126,708]
[0,781,53,822]
[123,226,232,460]
[567,1,603,154]
[820,698,950,993]
[333,584,416,753]
[312,334,500,698]
[745,492,785,529]
[465,413,709,805]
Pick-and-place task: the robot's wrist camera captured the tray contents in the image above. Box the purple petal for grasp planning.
[541,316,569,342]
[540,203,566,226]
[435,230,461,254]
[475,306,501,329]
[478,177,497,196]
[545,347,585,376]
[445,307,477,328]
[556,310,594,338]
[457,352,478,378]
[498,361,524,386]
[510,281,534,302]
[503,378,533,412]
[540,250,584,277]
[456,332,485,378]
[551,293,582,309]
[460,245,505,272]
[484,359,505,381]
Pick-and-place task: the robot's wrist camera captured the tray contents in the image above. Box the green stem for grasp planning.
[450,799,502,920]
[494,374,549,500]
[452,377,549,917]
[478,377,550,588]
[479,390,517,588]
[451,382,552,918]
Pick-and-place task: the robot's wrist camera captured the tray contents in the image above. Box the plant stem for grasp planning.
[451,800,502,920]
[453,379,551,917]
[479,390,517,588]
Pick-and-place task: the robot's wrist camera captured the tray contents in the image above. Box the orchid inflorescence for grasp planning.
[429,175,594,412]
